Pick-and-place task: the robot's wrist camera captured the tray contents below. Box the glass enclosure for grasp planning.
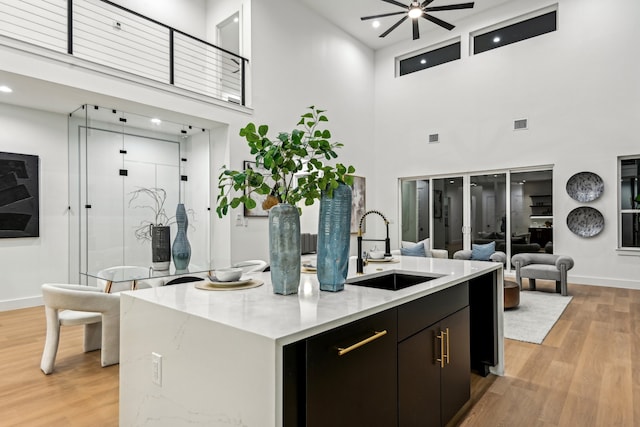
[68,105,211,284]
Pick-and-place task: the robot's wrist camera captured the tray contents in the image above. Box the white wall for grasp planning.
[0,0,374,308]
[224,0,374,262]
[0,104,69,308]
[110,0,208,38]
[373,0,640,288]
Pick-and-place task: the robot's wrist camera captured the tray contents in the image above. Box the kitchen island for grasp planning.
[119,256,503,426]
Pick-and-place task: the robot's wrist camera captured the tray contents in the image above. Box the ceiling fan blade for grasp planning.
[380,16,408,37]
[421,0,436,7]
[422,13,455,30]
[424,2,475,12]
[412,19,420,40]
[361,11,407,21]
[381,0,410,9]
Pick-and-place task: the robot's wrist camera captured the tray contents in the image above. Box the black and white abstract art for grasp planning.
[0,152,39,238]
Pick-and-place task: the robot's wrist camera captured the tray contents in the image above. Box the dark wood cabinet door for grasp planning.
[398,307,470,427]
[398,324,441,427]
[440,307,470,425]
[305,309,398,427]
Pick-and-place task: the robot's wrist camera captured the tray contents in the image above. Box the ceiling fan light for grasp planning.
[408,7,422,19]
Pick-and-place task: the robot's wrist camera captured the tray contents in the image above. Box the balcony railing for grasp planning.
[0,0,248,105]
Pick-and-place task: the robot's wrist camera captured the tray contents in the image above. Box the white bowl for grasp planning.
[215,268,243,282]
[369,251,385,259]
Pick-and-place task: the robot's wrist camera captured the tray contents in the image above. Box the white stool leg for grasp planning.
[83,322,102,352]
[41,307,61,375]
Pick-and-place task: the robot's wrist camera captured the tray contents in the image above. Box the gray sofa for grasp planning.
[511,253,574,296]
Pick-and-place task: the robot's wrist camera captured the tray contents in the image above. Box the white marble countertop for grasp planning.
[123,256,501,345]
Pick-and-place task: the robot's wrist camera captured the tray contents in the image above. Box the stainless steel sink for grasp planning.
[346,271,438,291]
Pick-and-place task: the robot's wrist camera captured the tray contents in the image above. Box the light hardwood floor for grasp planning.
[1,281,638,426]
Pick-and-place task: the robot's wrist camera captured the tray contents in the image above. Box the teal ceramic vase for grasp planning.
[172,203,191,270]
[317,183,352,292]
[269,203,300,295]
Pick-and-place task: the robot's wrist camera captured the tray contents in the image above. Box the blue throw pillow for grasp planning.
[400,242,426,257]
[471,241,495,261]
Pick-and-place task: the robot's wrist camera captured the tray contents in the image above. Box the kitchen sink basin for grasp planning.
[346,271,438,291]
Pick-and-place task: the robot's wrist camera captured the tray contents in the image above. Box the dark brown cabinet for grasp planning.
[283,280,487,427]
[284,308,398,427]
[398,285,470,427]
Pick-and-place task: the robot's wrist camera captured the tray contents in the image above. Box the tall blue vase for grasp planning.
[172,203,191,270]
[317,182,352,292]
[269,203,300,295]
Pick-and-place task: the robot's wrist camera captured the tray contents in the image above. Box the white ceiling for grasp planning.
[298,0,512,50]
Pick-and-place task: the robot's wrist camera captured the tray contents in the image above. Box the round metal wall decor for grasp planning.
[566,172,604,202]
[566,207,604,237]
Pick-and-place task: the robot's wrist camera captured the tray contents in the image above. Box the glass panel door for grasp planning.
[470,173,507,257]
[510,170,553,256]
[433,177,464,257]
[401,179,430,244]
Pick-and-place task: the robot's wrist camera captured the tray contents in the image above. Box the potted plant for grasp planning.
[129,187,174,270]
[216,106,356,294]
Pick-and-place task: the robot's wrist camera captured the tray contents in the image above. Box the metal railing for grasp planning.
[0,0,247,105]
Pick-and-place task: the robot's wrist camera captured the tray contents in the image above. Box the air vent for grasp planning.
[428,133,439,143]
[514,119,528,130]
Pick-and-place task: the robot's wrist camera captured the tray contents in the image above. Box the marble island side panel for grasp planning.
[119,256,503,426]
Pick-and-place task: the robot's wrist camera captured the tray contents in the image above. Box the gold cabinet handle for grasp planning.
[337,330,388,356]
[436,331,445,368]
[436,328,450,368]
[444,328,450,365]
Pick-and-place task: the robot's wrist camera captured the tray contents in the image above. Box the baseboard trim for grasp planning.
[0,296,43,312]
[503,272,639,291]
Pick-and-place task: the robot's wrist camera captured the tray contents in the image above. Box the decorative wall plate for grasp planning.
[566,207,604,237]
[566,172,604,202]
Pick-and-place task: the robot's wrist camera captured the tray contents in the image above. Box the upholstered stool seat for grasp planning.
[504,280,520,309]
[511,253,574,296]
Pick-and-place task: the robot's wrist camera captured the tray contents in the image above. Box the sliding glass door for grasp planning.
[400,167,552,266]
[470,173,507,254]
[432,176,464,257]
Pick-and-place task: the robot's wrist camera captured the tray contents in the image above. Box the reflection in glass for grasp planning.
[401,180,429,244]
[433,177,463,257]
[510,170,553,255]
[620,158,640,247]
[470,173,506,257]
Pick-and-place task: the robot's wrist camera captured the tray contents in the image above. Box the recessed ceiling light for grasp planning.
[0,85,13,93]
[151,118,162,125]
[233,17,239,23]
[420,59,427,65]
[372,20,380,28]
[493,36,501,43]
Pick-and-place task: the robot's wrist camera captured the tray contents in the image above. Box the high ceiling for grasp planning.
[299,0,512,50]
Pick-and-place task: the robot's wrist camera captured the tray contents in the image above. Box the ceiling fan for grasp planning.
[361,0,475,40]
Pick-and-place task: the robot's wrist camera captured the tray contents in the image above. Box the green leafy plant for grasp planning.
[216,106,356,218]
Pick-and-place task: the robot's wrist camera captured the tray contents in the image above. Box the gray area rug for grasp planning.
[503,291,573,344]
